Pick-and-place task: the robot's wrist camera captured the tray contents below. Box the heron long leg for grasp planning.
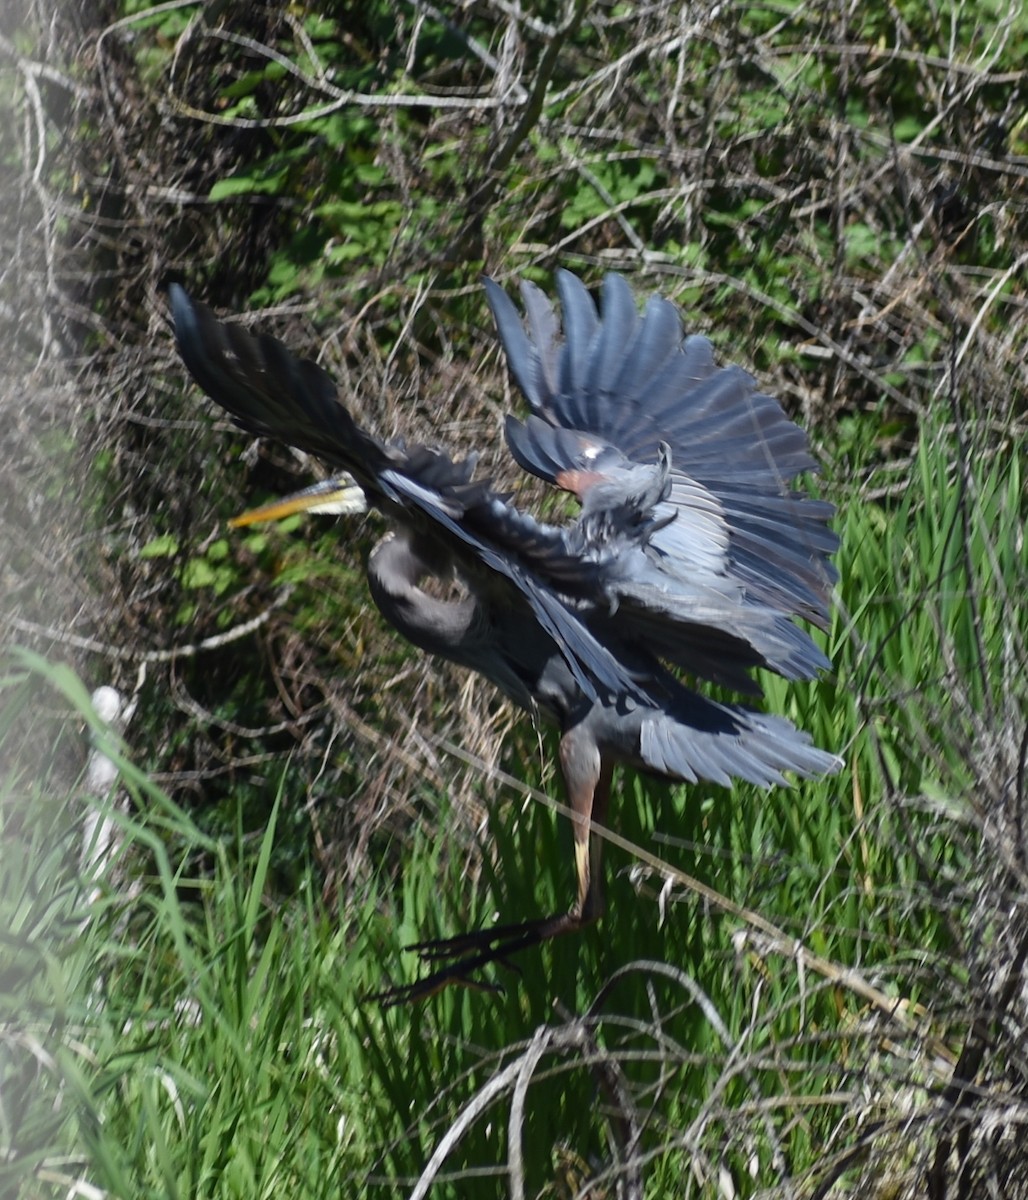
[560,726,613,925]
[371,730,614,1006]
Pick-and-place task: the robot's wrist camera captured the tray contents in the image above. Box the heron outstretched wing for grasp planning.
[485,270,838,687]
[169,284,397,478]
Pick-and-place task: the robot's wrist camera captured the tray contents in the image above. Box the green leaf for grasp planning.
[180,557,216,588]
[209,169,289,201]
[140,535,179,559]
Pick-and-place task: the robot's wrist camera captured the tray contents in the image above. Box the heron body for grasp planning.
[172,270,840,1002]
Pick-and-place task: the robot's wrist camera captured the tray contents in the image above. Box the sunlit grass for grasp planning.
[3,404,1025,1196]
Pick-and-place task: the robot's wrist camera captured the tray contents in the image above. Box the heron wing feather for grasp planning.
[486,270,838,666]
[170,285,391,480]
[635,684,842,787]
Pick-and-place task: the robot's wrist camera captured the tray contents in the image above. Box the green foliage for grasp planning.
[142,0,1022,311]
[14,0,1025,1193]
[5,406,1027,1194]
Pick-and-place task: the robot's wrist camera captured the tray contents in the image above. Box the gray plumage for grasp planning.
[172,270,841,1002]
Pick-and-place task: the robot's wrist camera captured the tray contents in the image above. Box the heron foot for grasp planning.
[370,912,581,1007]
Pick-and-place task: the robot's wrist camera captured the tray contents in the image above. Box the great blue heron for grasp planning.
[171,270,840,1003]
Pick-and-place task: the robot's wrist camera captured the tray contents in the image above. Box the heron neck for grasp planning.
[366,532,479,658]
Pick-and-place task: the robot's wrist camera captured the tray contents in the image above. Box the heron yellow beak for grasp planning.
[228,476,367,528]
